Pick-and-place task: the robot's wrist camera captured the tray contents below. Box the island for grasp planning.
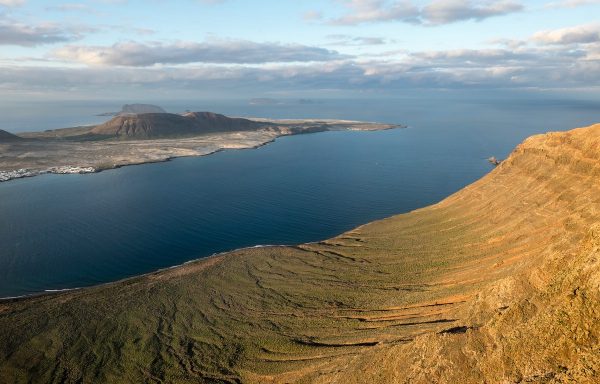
[0,110,400,182]
[95,103,167,117]
[0,123,598,383]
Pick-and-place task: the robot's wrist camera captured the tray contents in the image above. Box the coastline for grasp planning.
[0,120,402,183]
[0,244,285,302]
[0,124,599,382]
[0,122,406,301]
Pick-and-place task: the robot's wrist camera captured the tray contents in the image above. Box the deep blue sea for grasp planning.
[1,96,599,297]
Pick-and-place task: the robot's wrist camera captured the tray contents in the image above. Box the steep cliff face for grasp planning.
[0,124,599,383]
[324,123,600,383]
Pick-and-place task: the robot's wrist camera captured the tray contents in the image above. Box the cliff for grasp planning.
[0,123,599,383]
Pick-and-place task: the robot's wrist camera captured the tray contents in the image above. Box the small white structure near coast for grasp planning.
[0,166,96,182]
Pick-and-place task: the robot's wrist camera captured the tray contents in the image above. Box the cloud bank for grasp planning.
[0,17,90,46]
[52,40,348,66]
[329,0,523,25]
[533,23,600,45]
[3,26,598,97]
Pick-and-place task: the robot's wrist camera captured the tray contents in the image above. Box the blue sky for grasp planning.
[1,0,600,100]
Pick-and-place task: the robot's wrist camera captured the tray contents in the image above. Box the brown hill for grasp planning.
[0,123,599,383]
[90,112,265,139]
[0,129,24,142]
[183,111,265,132]
[90,113,198,138]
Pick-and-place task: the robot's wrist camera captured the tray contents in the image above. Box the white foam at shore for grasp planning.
[44,288,81,293]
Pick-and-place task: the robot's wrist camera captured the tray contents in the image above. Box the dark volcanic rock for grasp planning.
[0,129,24,142]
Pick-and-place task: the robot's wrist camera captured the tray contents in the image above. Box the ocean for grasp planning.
[0,95,598,297]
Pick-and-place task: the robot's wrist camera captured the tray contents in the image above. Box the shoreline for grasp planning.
[0,137,275,184]
[0,122,403,184]
[0,201,412,301]
[0,126,405,300]
[0,244,297,302]
[1,123,598,382]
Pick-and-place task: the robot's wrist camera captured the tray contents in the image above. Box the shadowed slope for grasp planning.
[90,113,203,138]
[0,124,599,383]
[0,130,24,142]
[183,112,266,132]
[90,112,266,139]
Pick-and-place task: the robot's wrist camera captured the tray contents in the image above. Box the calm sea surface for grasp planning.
[1,96,599,297]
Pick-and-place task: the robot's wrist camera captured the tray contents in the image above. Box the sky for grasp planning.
[1,0,600,101]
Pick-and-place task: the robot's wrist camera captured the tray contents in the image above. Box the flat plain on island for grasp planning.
[0,116,399,182]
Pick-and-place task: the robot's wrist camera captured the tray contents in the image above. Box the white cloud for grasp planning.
[0,0,25,6]
[533,23,600,44]
[327,0,523,25]
[52,40,348,66]
[326,34,389,46]
[423,0,523,25]
[330,0,420,25]
[1,1,599,96]
[0,17,92,46]
[0,38,596,96]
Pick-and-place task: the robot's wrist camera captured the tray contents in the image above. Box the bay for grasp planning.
[1,96,598,297]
